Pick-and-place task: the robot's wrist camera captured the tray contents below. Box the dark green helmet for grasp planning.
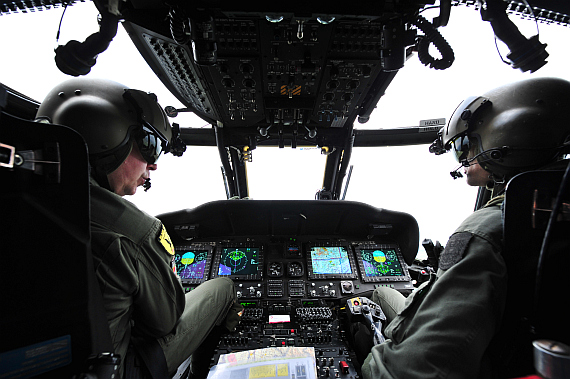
[36,77,183,174]
[431,77,570,181]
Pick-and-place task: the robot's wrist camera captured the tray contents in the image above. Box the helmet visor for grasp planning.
[450,134,470,163]
[123,88,175,164]
[136,122,169,164]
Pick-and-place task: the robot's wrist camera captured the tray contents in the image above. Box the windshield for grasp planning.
[1,2,569,252]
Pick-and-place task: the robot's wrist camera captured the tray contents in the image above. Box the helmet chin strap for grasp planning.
[485,176,496,191]
[489,172,506,185]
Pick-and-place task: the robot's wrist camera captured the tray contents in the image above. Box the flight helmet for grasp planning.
[36,78,184,186]
[431,77,570,182]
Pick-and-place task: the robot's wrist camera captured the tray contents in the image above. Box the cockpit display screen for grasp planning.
[306,245,357,279]
[212,245,263,280]
[174,245,213,285]
[311,246,351,274]
[176,250,209,279]
[360,249,404,277]
[355,244,411,283]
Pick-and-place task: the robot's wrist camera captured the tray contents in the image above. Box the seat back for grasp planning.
[492,167,570,377]
[0,93,115,378]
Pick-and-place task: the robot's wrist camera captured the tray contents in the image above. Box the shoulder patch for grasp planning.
[158,224,175,256]
[439,232,473,270]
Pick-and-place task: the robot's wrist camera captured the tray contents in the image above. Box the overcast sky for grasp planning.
[1,3,569,255]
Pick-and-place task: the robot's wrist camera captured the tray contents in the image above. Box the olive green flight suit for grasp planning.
[362,195,507,379]
[90,179,241,377]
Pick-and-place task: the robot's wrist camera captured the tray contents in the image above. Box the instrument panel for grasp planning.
[172,238,415,378]
[160,199,419,377]
[174,239,414,298]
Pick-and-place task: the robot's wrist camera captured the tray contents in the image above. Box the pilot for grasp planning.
[35,78,243,379]
[361,77,570,378]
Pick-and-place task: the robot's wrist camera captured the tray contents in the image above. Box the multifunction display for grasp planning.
[354,244,411,283]
[174,245,213,285]
[212,244,264,280]
[306,245,358,280]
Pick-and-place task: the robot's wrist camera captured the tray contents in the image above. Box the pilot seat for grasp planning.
[0,84,117,378]
[493,166,570,378]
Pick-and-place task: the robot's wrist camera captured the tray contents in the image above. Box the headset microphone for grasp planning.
[143,178,151,192]
[450,166,464,179]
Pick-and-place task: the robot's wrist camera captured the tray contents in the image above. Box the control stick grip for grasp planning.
[346,296,386,345]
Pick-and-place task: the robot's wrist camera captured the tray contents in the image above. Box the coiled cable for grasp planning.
[169,7,191,45]
[413,14,455,70]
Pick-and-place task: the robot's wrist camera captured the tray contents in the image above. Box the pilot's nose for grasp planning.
[148,163,158,171]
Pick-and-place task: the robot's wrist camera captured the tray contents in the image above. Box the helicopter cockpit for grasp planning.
[1,0,569,378]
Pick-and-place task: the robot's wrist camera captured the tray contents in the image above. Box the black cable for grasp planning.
[492,1,540,65]
[413,15,455,70]
[169,7,191,45]
[54,10,119,76]
[55,1,69,42]
[480,0,548,72]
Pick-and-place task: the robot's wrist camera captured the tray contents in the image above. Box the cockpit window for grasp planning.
[247,147,326,200]
[2,2,569,255]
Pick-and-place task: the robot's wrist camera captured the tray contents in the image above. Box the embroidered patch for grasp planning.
[439,232,473,270]
[158,224,175,256]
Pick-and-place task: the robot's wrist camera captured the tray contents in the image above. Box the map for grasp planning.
[175,250,208,279]
[208,347,317,379]
[310,247,352,275]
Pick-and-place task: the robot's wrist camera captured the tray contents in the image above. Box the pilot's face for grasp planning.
[464,146,490,187]
[107,142,158,196]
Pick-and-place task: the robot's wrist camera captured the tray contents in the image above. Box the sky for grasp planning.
[1,3,569,256]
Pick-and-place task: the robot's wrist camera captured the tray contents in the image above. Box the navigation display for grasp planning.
[311,247,352,274]
[307,245,357,279]
[176,250,209,279]
[355,244,410,283]
[174,245,213,284]
[213,246,263,279]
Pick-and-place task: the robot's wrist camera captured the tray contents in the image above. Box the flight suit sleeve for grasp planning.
[131,222,186,338]
[362,232,507,379]
[91,235,140,346]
